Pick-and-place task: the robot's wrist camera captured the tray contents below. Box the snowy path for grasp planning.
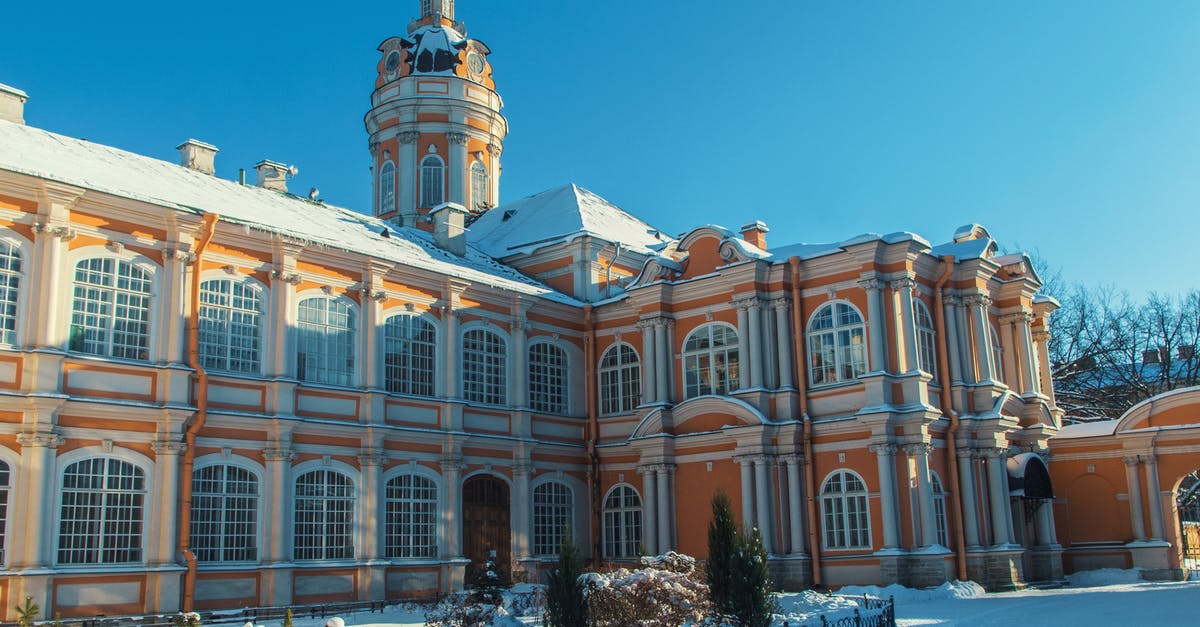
[895,581,1200,626]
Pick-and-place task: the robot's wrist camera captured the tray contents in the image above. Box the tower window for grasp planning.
[421,156,444,208]
[379,161,396,214]
[470,161,488,210]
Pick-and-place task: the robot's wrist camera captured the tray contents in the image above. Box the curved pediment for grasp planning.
[630,395,769,439]
[1116,385,1200,433]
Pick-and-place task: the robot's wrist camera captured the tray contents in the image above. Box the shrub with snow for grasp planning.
[582,551,711,626]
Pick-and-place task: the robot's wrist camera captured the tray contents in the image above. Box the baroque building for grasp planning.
[0,1,1194,619]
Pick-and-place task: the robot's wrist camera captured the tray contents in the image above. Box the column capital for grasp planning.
[857,277,885,292]
[446,131,470,145]
[1122,455,1141,467]
[902,442,934,456]
[17,431,63,448]
[1032,329,1051,343]
[733,455,756,467]
[782,453,804,465]
[358,449,386,467]
[890,276,917,291]
[868,443,897,456]
[397,130,420,144]
[770,297,792,311]
[262,447,296,463]
[980,447,1009,460]
[487,142,503,156]
[943,293,963,306]
[962,293,992,308]
[731,296,761,311]
[999,311,1035,326]
[440,455,466,472]
[151,440,187,455]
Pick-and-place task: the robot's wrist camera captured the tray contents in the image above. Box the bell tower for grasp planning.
[366,0,507,228]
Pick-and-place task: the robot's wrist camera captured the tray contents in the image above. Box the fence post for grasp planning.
[854,608,861,626]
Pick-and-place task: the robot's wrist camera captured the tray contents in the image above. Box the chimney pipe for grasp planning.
[254,160,291,192]
[0,83,28,125]
[431,202,469,256]
[739,220,769,250]
[177,139,219,175]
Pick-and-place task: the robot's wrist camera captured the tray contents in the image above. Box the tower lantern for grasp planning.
[367,1,506,227]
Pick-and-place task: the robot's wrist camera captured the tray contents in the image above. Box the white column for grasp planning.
[736,303,751,389]
[150,440,184,565]
[446,132,469,206]
[739,457,755,532]
[754,456,773,553]
[748,299,764,389]
[654,319,671,403]
[958,448,981,547]
[1035,500,1057,547]
[510,314,527,408]
[774,300,794,389]
[397,131,419,225]
[361,286,383,390]
[761,304,777,389]
[157,250,188,364]
[966,294,995,383]
[858,278,887,372]
[1000,315,1021,390]
[639,320,657,404]
[894,277,920,373]
[1123,456,1146,541]
[358,450,384,561]
[13,431,62,567]
[1144,455,1166,541]
[267,267,298,378]
[262,446,295,562]
[641,466,658,555]
[1016,313,1038,396]
[871,444,901,550]
[954,299,976,384]
[656,464,672,552]
[985,449,1012,546]
[27,222,73,348]
[1034,330,1055,404]
[785,455,805,555]
[487,143,503,208]
[943,295,964,385]
[441,458,464,558]
[512,463,532,560]
[909,444,937,547]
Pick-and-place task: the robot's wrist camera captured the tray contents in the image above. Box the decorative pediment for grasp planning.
[630,395,769,440]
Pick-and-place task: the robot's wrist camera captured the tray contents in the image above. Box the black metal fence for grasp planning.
[784,595,896,627]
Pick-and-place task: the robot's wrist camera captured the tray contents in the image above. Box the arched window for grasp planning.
[599,343,640,415]
[682,323,739,398]
[915,300,936,377]
[199,279,264,374]
[385,473,439,559]
[602,484,641,559]
[533,481,573,556]
[379,160,396,214]
[0,461,9,563]
[58,457,146,564]
[808,302,867,385]
[931,472,948,547]
[0,242,21,345]
[420,155,444,208]
[529,341,567,414]
[384,314,436,397]
[293,469,355,560]
[191,464,258,562]
[296,297,356,386]
[820,470,870,550]
[69,257,153,360]
[462,328,506,405]
[470,161,488,210]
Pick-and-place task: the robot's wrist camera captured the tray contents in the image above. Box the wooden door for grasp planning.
[462,475,511,585]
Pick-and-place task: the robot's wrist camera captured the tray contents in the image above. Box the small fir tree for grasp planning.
[728,528,775,627]
[706,491,738,617]
[544,534,587,627]
[282,608,294,627]
[15,596,39,627]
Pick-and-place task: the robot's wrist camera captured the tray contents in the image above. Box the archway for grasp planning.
[462,474,511,585]
[1177,471,1200,570]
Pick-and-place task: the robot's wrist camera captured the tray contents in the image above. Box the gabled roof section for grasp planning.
[0,119,582,306]
[468,183,672,258]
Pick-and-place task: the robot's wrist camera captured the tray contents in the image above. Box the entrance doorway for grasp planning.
[463,474,512,585]
[1177,471,1200,570]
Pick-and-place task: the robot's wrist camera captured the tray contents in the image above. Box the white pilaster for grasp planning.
[908,443,937,547]
[656,464,672,552]
[966,294,995,383]
[739,457,755,532]
[957,448,981,547]
[441,457,464,558]
[262,446,295,562]
[1122,456,1146,542]
[1143,455,1166,541]
[150,440,184,565]
[358,449,384,560]
[894,277,920,373]
[754,456,773,553]
[785,455,805,555]
[736,304,751,389]
[513,462,532,560]
[510,308,527,409]
[397,131,419,225]
[654,319,671,403]
[639,320,657,404]
[858,278,887,372]
[747,299,764,389]
[774,299,794,389]
[641,466,658,555]
[13,431,62,567]
[446,132,469,206]
[985,448,1012,546]
[871,444,901,550]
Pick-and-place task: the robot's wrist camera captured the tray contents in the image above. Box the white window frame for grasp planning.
[470,160,488,210]
[295,294,358,387]
[990,323,1004,383]
[598,343,641,415]
[807,301,867,386]
[602,484,642,560]
[0,237,25,347]
[461,325,507,405]
[528,339,568,414]
[67,253,157,361]
[682,322,739,399]
[56,450,151,566]
[383,468,441,559]
[292,464,357,561]
[379,160,396,214]
[532,480,574,557]
[0,450,15,566]
[420,155,445,208]
[198,276,265,374]
[931,472,948,547]
[190,460,261,563]
[820,469,872,550]
[915,299,937,377]
[383,312,438,397]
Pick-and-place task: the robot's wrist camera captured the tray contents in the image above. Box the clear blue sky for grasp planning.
[2,1,1198,297]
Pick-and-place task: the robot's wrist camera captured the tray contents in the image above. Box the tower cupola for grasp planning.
[366,1,506,228]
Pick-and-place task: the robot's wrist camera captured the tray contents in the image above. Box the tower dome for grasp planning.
[366,0,507,227]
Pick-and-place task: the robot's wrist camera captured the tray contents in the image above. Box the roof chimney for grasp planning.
[740,220,769,250]
[431,202,469,256]
[177,139,218,175]
[0,83,28,125]
[254,160,292,192]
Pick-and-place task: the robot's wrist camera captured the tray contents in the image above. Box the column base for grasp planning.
[877,552,953,588]
[966,549,1026,591]
[1027,546,1064,583]
[441,558,470,592]
[1127,541,1180,581]
[261,565,294,606]
[767,555,813,591]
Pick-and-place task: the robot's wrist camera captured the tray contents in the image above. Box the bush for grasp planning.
[707,491,738,615]
[544,535,587,627]
[583,552,710,626]
[728,529,775,627]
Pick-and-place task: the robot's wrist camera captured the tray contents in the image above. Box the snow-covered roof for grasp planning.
[403,25,466,75]
[1052,419,1118,439]
[0,119,582,306]
[468,183,672,258]
[767,231,930,263]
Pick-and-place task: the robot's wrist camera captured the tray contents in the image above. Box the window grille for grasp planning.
[384,314,436,396]
[0,461,9,563]
[529,342,567,414]
[0,242,20,345]
[820,470,871,550]
[385,473,439,558]
[807,302,867,385]
[293,469,355,560]
[379,161,396,214]
[533,481,573,556]
[602,484,641,559]
[462,328,506,405]
[682,323,739,398]
[58,458,145,564]
[420,156,444,208]
[598,343,641,415]
[199,279,263,373]
[931,473,948,547]
[470,161,488,209]
[915,300,937,376]
[69,258,153,360]
[296,297,356,386]
[190,464,258,562]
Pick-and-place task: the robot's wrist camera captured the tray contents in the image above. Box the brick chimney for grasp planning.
[177,139,218,175]
[0,83,28,125]
[431,202,469,256]
[740,220,769,250]
[255,160,291,192]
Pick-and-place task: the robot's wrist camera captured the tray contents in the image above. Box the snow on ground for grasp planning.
[274,571,1199,627]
